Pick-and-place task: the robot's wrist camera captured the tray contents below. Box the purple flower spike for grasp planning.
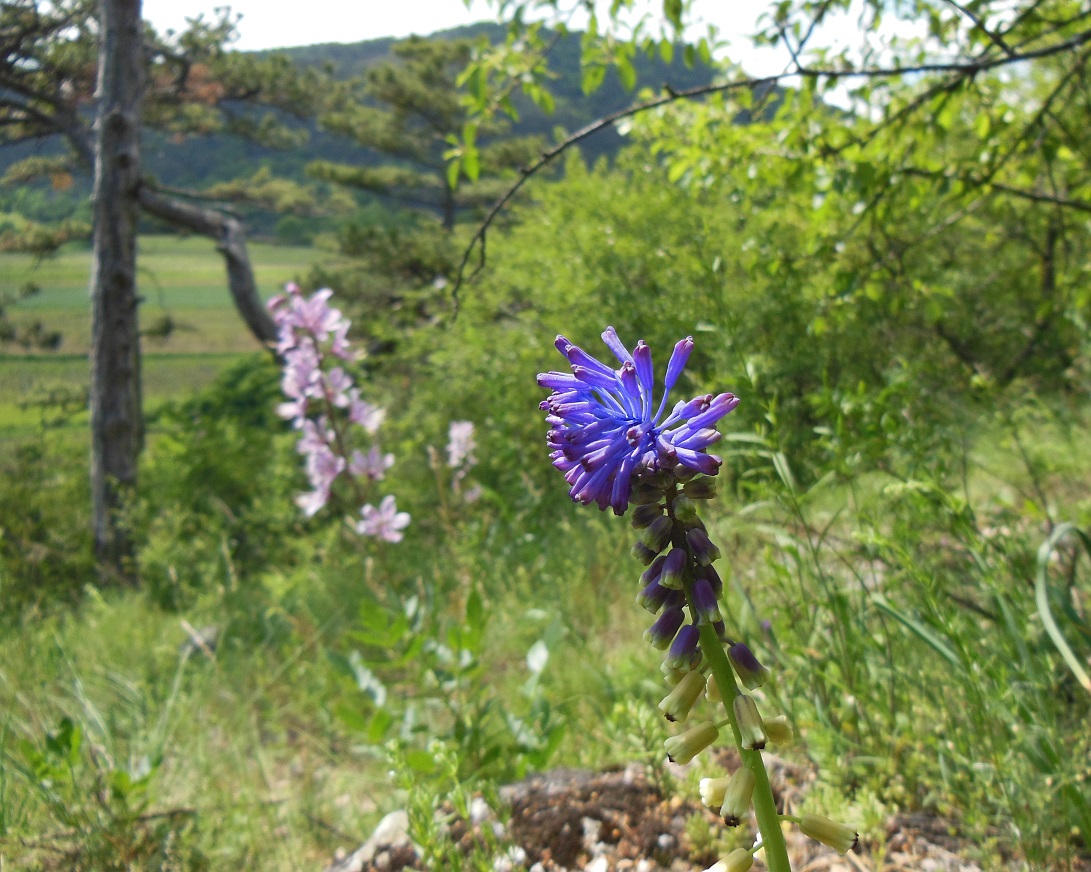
[538,329,739,515]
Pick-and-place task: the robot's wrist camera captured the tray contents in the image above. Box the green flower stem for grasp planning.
[696,613,792,872]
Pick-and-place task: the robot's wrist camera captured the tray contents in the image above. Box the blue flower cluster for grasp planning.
[538,327,739,515]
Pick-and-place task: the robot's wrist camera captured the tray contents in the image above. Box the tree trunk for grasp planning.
[89,0,144,581]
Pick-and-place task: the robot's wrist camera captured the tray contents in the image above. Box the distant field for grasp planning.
[1,235,330,355]
[0,235,327,436]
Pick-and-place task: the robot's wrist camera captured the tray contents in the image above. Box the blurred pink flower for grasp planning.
[356,495,410,542]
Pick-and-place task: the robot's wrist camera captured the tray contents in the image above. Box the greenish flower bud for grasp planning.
[719,767,756,827]
[684,477,717,500]
[799,813,859,854]
[631,502,663,529]
[658,669,705,722]
[641,515,673,553]
[733,694,767,750]
[664,720,718,765]
[698,775,731,809]
[631,541,658,565]
[705,672,722,703]
[764,715,793,746]
[660,661,689,686]
[673,465,697,483]
[672,494,698,523]
[631,480,666,505]
[720,847,755,872]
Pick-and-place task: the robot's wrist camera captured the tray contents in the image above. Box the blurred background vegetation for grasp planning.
[1,1,1090,869]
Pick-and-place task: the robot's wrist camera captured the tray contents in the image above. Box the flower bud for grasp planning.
[705,672,722,703]
[764,715,793,746]
[631,541,658,565]
[640,554,667,585]
[690,577,722,625]
[686,527,721,565]
[671,494,698,523]
[631,502,663,529]
[696,563,723,596]
[664,624,700,670]
[698,775,731,808]
[631,480,665,504]
[658,669,705,722]
[799,813,859,854]
[664,721,718,765]
[728,643,768,690]
[733,694,767,750]
[659,547,688,589]
[641,515,673,554]
[636,579,671,614]
[643,606,685,650]
[719,767,756,827]
[661,661,689,686]
[684,477,717,500]
[672,464,697,483]
[722,848,755,872]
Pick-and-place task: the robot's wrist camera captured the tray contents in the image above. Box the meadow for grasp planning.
[1,167,1090,871]
[0,236,336,436]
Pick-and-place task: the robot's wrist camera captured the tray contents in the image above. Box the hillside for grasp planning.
[1,22,717,230]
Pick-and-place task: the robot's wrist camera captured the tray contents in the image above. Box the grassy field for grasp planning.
[1,235,327,355]
[0,235,329,436]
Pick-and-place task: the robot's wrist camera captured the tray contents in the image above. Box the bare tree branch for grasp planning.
[451,24,1091,304]
[137,184,278,348]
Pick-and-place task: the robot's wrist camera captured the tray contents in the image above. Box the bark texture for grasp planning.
[89,0,145,578]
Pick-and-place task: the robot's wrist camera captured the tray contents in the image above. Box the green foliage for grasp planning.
[135,355,301,610]
[7,716,207,870]
[0,432,94,615]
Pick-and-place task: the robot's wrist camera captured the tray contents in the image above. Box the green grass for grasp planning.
[1,235,332,355]
[0,234,331,438]
[0,353,254,438]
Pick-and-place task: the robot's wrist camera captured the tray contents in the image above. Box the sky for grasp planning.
[139,0,798,75]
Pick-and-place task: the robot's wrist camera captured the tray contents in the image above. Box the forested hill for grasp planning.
[0,21,716,229]
[144,22,716,189]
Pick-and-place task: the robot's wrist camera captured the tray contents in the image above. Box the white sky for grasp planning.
[140,0,799,75]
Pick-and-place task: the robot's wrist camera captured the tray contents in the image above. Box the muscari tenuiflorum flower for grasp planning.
[538,328,739,515]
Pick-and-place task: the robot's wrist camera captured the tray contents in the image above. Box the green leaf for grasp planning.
[872,595,962,669]
[446,157,461,190]
[663,0,683,29]
[617,54,637,91]
[582,63,606,95]
[1035,523,1091,696]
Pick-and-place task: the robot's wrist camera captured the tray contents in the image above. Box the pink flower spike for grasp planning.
[356,495,410,542]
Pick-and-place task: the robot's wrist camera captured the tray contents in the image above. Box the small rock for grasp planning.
[324,809,413,872]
